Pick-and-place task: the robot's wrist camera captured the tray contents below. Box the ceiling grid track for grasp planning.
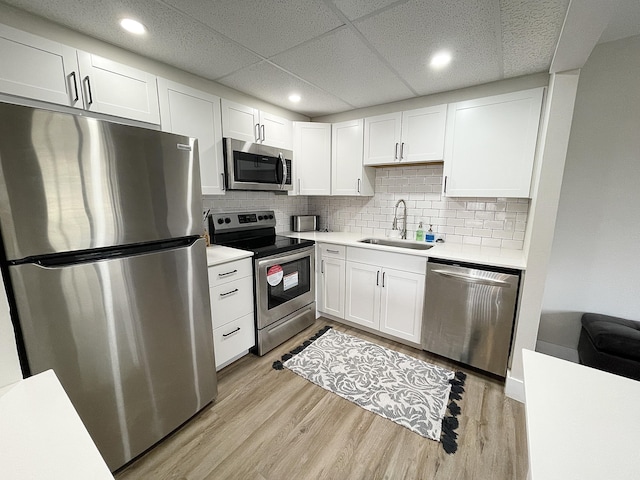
[321,0,420,97]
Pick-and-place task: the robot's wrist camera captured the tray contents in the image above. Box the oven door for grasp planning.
[255,246,315,329]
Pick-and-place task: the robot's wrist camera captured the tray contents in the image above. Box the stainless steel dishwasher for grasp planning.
[422,260,520,376]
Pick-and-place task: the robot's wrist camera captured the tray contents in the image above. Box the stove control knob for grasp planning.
[258,215,263,220]
[269,214,274,219]
[217,218,224,225]
[224,217,231,224]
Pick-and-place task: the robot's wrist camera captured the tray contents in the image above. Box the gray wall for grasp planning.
[539,35,640,351]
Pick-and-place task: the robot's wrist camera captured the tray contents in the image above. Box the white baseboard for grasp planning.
[535,340,579,363]
[505,374,525,403]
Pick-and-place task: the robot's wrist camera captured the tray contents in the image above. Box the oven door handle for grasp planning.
[256,245,315,271]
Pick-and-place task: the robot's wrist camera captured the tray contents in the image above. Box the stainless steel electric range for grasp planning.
[209,210,315,355]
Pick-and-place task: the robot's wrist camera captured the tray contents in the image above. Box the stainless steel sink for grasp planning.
[358,238,434,250]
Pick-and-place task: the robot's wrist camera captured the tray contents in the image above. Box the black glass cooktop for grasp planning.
[215,234,314,259]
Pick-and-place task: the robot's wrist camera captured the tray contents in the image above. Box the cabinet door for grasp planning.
[294,122,331,196]
[260,111,292,149]
[363,112,401,165]
[158,79,224,195]
[76,51,160,124]
[332,119,374,196]
[221,98,259,143]
[379,267,424,344]
[400,105,446,163]
[0,24,81,108]
[344,261,380,329]
[443,87,544,197]
[319,257,345,318]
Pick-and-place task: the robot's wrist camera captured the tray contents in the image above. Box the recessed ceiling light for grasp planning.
[288,93,301,103]
[120,18,146,35]
[430,51,452,70]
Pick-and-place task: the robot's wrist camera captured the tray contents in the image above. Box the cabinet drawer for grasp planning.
[208,258,253,287]
[213,313,255,368]
[319,244,346,259]
[210,276,253,328]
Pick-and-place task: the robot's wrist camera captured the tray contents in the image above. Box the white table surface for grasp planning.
[523,349,640,480]
[0,370,114,479]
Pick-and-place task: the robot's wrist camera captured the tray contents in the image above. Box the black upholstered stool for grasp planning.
[578,313,640,381]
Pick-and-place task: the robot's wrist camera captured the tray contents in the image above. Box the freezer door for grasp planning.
[422,262,520,376]
[9,238,216,471]
[0,102,202,260]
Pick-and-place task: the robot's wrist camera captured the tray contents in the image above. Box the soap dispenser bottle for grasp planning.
[425,224,435,243]
[415,222,424,241]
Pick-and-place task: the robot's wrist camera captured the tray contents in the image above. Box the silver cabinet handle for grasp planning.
[444,175,447,194]
[376,270,380,286]
[298,178,301,193]
[400,142,405,160]
[69,72,79,102]
[326,249,339,254]
[357,178,361,193]
[84,76,93,105]
[261,124,265,142]
[394,142,399,160]
[321,259,324,274]
[255,123,261,142]
[220,288,239,297]
[221,173,225,191]
[382,271,386,287]
[431,269,512,287]
[222,327,241,337]
[218,269,237,277]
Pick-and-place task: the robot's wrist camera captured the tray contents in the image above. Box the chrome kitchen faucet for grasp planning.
[392,199,407,239]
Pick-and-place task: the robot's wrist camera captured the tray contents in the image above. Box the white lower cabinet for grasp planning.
[317,244,346,318]
[344,247,426,344]
[208,258,255,369]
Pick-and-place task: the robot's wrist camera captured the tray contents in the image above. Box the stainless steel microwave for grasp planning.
[223,137,293,191]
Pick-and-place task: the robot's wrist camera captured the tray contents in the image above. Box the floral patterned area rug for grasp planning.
[272,326,465,453]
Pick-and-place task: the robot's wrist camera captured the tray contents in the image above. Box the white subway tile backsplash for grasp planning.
[303,164,531,249]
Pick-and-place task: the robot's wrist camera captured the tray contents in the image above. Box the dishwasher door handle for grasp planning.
[431,269,512,288]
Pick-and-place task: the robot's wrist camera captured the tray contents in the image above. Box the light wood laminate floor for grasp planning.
[115,318,528,480]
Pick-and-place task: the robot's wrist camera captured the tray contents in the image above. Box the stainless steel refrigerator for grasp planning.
[0,102,217,471]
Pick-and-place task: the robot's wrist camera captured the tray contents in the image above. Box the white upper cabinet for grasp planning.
[443,87,544,198]
[221,98,292,149]
[331,119,374,196]
[157,78,225,195]
[76,51,160,124]
[364,105,447,166]
[0,23,81,108]
[0,23,160,124]
[293,122,331,196]
[220,99,258,143]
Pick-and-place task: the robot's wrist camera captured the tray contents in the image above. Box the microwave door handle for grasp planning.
[280,153,288,190]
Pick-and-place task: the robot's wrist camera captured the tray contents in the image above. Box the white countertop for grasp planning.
[284,231,526,269]
[0,370,114,479]
[206,245,253,266]
[523,350,640,480]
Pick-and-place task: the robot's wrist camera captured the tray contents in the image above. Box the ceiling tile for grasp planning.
[272,27,414,108]
[333,0,403,21]
[2,0,261,78]
[163,0,344,58]
[354,0,503,96]
[500,0,570,77]
[218,62,352,117]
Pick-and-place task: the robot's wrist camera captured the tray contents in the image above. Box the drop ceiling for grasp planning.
[1,0,639,118]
